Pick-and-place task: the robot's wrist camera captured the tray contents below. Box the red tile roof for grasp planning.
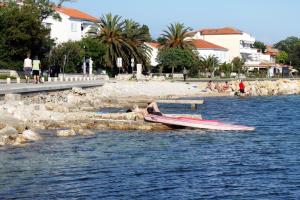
[145,42,160,48]
[55,7,98,22]
[263,45,279,56]
[192,39,227,50]
[200,27,242,35]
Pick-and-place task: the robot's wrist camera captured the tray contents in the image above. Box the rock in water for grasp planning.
[57,129,76,137]
[0,126,18,136]
[78,129,95,136]
[22,130,42,141]
[0,125,20,146]
[13,135,27,146]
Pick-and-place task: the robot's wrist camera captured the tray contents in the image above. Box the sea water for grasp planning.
[0,95,300,199]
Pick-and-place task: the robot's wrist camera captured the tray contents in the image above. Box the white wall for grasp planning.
[44,13,70,43]
[43,12,94,44]
[195,49,229,63]
[150,48,159,66]
[195,34,241,61]
[145,44,159,66]
[191,31,257,62]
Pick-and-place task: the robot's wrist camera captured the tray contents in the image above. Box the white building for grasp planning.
[145,40,229,66]
[192,39,229,63]
[191,27,256,61]
[145,39,229,66]
[145,42,160,66]
[43,7,98,44]
[190,27,278,70]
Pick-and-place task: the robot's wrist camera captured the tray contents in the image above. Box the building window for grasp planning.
[71,23,77,32]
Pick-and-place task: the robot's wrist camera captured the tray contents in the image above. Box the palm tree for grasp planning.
[232,57,245,77]
[89,14,150,74]
[199,55,220,77]
[89,13,127,71]
[122,19,151,71]
[160,23,193,49]
[219,62,232,77]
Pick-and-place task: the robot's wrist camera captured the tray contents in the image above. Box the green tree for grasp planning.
[276,51,288,64]
[80,37,107,70]
[199,55,220,77]
[219,62,232,77]
[140,24,152,42]
[19,0,74,21]
[231,57,245,77]
[57,0,76,7]
[156,37,167,44]
[24,0,59,21]
[274,36,300,68]
[157,48,198,77]
[0,2,53,70]
[160,23,193,49]
[274,36,300,53]
[122,19,151,70]
[48,41,82,73]
[253,41,266,53]
[289,42,300,69]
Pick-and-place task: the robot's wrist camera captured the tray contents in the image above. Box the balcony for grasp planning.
[240,47,258,55]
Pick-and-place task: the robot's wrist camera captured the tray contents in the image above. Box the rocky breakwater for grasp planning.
[0,87,174,147]
[22,87,153,110]
[228,79,300,96]
[0,112,41,147]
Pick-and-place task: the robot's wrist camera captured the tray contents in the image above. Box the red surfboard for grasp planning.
[145,115,255,131]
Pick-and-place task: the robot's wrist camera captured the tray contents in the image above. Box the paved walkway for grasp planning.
[0,80,105,95]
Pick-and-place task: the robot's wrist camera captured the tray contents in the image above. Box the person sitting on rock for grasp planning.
[222,81,230,92]
[214,82,222,92]
[132,105,149,117]
[131,101,162,117]
[202,80,214,92]
[146,107,163,116]
[147,101,161,114]
[22,126,41,141]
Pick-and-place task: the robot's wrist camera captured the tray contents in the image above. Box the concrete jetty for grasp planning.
[157,99,204,109]
[0,80,104,95]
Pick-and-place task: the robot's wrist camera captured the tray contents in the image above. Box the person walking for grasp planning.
[23,54,32,83]
[32,56,41,84]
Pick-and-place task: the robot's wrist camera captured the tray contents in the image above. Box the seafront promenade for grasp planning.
[0,80,105,95]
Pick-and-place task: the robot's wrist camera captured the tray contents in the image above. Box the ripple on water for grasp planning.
[0,96,300,199]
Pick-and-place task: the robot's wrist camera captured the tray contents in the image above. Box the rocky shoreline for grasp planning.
[0,79,300,147]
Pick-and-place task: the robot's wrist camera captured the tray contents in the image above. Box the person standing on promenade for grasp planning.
[32,56,41,84]
[239,80,245,93]
[23,54,32,83]
[183,67,188,82]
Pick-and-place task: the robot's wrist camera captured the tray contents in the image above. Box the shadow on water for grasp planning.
[0,95,300,199]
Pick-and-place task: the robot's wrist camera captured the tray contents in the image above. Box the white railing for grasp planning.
[240,47,258,54]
